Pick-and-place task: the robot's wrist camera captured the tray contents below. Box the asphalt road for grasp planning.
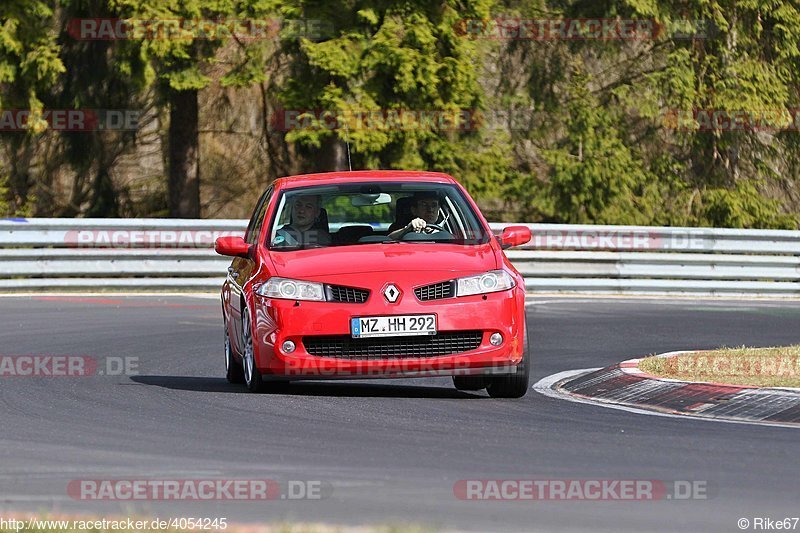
[1,295,799,532]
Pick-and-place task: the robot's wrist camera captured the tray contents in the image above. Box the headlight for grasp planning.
[257,277,325,301]
[455,270,515,297]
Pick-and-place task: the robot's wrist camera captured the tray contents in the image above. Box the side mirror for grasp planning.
[215,236,251,258]
[498,226,531,250]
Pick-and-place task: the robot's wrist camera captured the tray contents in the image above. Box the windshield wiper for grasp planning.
[270,244,327,251]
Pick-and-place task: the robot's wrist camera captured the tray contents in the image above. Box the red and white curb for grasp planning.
[533,351,800,428]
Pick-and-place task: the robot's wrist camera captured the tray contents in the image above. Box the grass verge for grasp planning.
[638,345,800,388]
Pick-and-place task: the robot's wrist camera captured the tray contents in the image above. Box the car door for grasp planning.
[229,186,272,354]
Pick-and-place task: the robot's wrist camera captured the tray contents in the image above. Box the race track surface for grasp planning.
[1,295,799,532]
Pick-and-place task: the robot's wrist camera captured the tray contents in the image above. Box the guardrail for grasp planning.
[0,218,242,291]
[1,218,798,295]
[505,224,800,296]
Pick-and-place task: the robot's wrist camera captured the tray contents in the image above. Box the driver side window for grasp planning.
[244,187,273,245]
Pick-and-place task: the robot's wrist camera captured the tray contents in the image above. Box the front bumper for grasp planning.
[250,282,526,379]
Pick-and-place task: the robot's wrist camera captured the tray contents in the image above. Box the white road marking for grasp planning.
[0,495,71,501]
[533,369,800,430]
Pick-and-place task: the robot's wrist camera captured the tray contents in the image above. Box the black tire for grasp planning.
[224,325,245,384]
[241,306,264,393]
[452,376,487,391]
[486,326,530,398]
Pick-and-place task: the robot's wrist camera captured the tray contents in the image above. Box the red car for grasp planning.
[215,171,532,397]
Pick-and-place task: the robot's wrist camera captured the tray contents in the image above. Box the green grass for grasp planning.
[638,345,800,388]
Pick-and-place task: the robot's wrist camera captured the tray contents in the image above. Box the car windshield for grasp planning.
[267,182,490,250]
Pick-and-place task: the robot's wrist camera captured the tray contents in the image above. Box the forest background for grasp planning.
[2,0,799,227]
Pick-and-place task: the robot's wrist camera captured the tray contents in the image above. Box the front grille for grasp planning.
[303,330,483,359]
[327,285,370,303]
[415,281,455,301]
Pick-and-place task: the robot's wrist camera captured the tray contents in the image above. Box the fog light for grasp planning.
[490,333,503,346]
[282,340,296,353]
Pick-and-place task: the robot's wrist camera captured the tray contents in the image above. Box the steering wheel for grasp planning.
[422,223,445,234]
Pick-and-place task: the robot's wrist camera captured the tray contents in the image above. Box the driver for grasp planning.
[388,191,442,240]
[273,194,331,247]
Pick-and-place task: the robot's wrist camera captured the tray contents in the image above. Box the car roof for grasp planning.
[275,170,456,189]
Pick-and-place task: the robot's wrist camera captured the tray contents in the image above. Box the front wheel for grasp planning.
[241,306,263,393]
[486,326,530,398]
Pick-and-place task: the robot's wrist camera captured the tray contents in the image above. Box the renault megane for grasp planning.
[215,170,532,397]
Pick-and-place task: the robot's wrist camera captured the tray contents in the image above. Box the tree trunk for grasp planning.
[168,89,200,217]
[300,135,348,174]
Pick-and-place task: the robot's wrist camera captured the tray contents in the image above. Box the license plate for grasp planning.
[351,314,437,338]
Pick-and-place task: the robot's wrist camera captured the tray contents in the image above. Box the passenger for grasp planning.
[388,191,442,240]
[274,194,331,247]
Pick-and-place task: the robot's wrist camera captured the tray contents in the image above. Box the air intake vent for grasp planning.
[414,281,455,301]
[327,285,370,303]
[303,331,483,359]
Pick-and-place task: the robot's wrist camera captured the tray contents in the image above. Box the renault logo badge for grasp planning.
[383,284,401,303]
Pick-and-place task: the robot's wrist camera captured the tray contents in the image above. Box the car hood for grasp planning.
[269,243,498,278]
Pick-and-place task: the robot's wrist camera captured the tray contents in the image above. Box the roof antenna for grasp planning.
[342,115,353,172]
